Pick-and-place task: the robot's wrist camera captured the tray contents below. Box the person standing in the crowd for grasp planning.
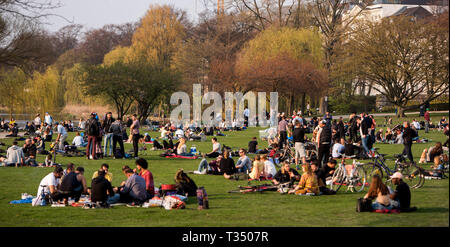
[34,114,41,130]
[349,112,358,144]
[293,120,306,170]
[130,114,140,159]
[402,121,417,163]
[360,113,371,156]
[317,120,332,168]
[323,111,333,126]
[278,116,288,150]
[44,112,53,126]
[55,121,68,151]
[424,109,430,133]
[102,112,115,157]
[86,113,100,160]
[109,119,125,158]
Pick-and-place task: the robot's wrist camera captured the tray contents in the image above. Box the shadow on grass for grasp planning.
[416,207,449,213]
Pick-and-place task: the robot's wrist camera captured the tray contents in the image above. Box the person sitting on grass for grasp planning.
[108,167,147,206]
[90,169,114,208]
[72,132,86,147]
[92,163,113,182]
[206,137,221,158]
[59,166,87,205]
[262,154,277,179]
[248,137,259,154]
[331,138,345,159]
[219,150,236,179]
[389,172,416,212]
[35,135,45,154]
[36,166,64,204]
[289,163,320,195]
[272,161,300,186]
[312,159,336,188]
[44,154,54,167]
[23,138,38,166]
[0,141,24,167]
[235,148,252,174]
[364,174,392,210]
[176,138,194,156]
[133,158,154,198]
[249,155,265,180]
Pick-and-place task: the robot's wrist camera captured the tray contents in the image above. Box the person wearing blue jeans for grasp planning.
[102,112,115,157]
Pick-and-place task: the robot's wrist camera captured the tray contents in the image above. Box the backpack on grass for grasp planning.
[356,198,372,212]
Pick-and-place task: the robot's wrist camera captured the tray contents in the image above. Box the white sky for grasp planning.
[40,0,212,32]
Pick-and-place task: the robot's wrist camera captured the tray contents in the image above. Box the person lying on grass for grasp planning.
[288,163,319,195]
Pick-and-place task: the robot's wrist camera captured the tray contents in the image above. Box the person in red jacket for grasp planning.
[134,158,154,198]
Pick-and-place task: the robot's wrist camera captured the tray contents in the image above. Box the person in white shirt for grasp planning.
[262,154,277,178]
[72,132,85,147]
[78,118,86,130]
[34,114,41,130]
[34,166,64,205]
[44,112,53,126]
[412,119,421,130]
[174,128,184,139]
[206,137,221,158]
[55,122,68,151]
[332,138,345,158]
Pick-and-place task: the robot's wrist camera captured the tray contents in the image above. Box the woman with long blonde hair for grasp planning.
[289,163,319,195]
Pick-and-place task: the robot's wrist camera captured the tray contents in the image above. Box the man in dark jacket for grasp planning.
[402,122,417,163]
[360,113,371,155]
[293,121,306,168]
[86,113,100,160]
[109,119,125,158]
[91,169,115,207]
[102,112,115,157]
[317,120,332,168]
[349,113,359,143]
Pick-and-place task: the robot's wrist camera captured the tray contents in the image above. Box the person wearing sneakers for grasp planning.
[389,172,416,212]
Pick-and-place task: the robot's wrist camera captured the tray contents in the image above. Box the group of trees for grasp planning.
[0,0,448,120]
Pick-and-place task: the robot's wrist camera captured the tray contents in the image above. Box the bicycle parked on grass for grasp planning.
[366,150,425,189]
[330,155,367,193]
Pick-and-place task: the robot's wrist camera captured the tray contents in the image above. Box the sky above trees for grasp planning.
[39,0,207,32]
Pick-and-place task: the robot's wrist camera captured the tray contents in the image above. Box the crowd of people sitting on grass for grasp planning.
[1,108,448,212]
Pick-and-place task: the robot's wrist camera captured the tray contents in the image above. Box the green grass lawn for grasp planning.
[0,114,448,227]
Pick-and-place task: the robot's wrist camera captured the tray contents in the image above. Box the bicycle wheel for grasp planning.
[366,162,384,180]
[400,164,424,189]
[330,166,344,192]
[351,166,367,193]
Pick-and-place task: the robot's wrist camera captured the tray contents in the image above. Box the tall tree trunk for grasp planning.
[301,92,306,115]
